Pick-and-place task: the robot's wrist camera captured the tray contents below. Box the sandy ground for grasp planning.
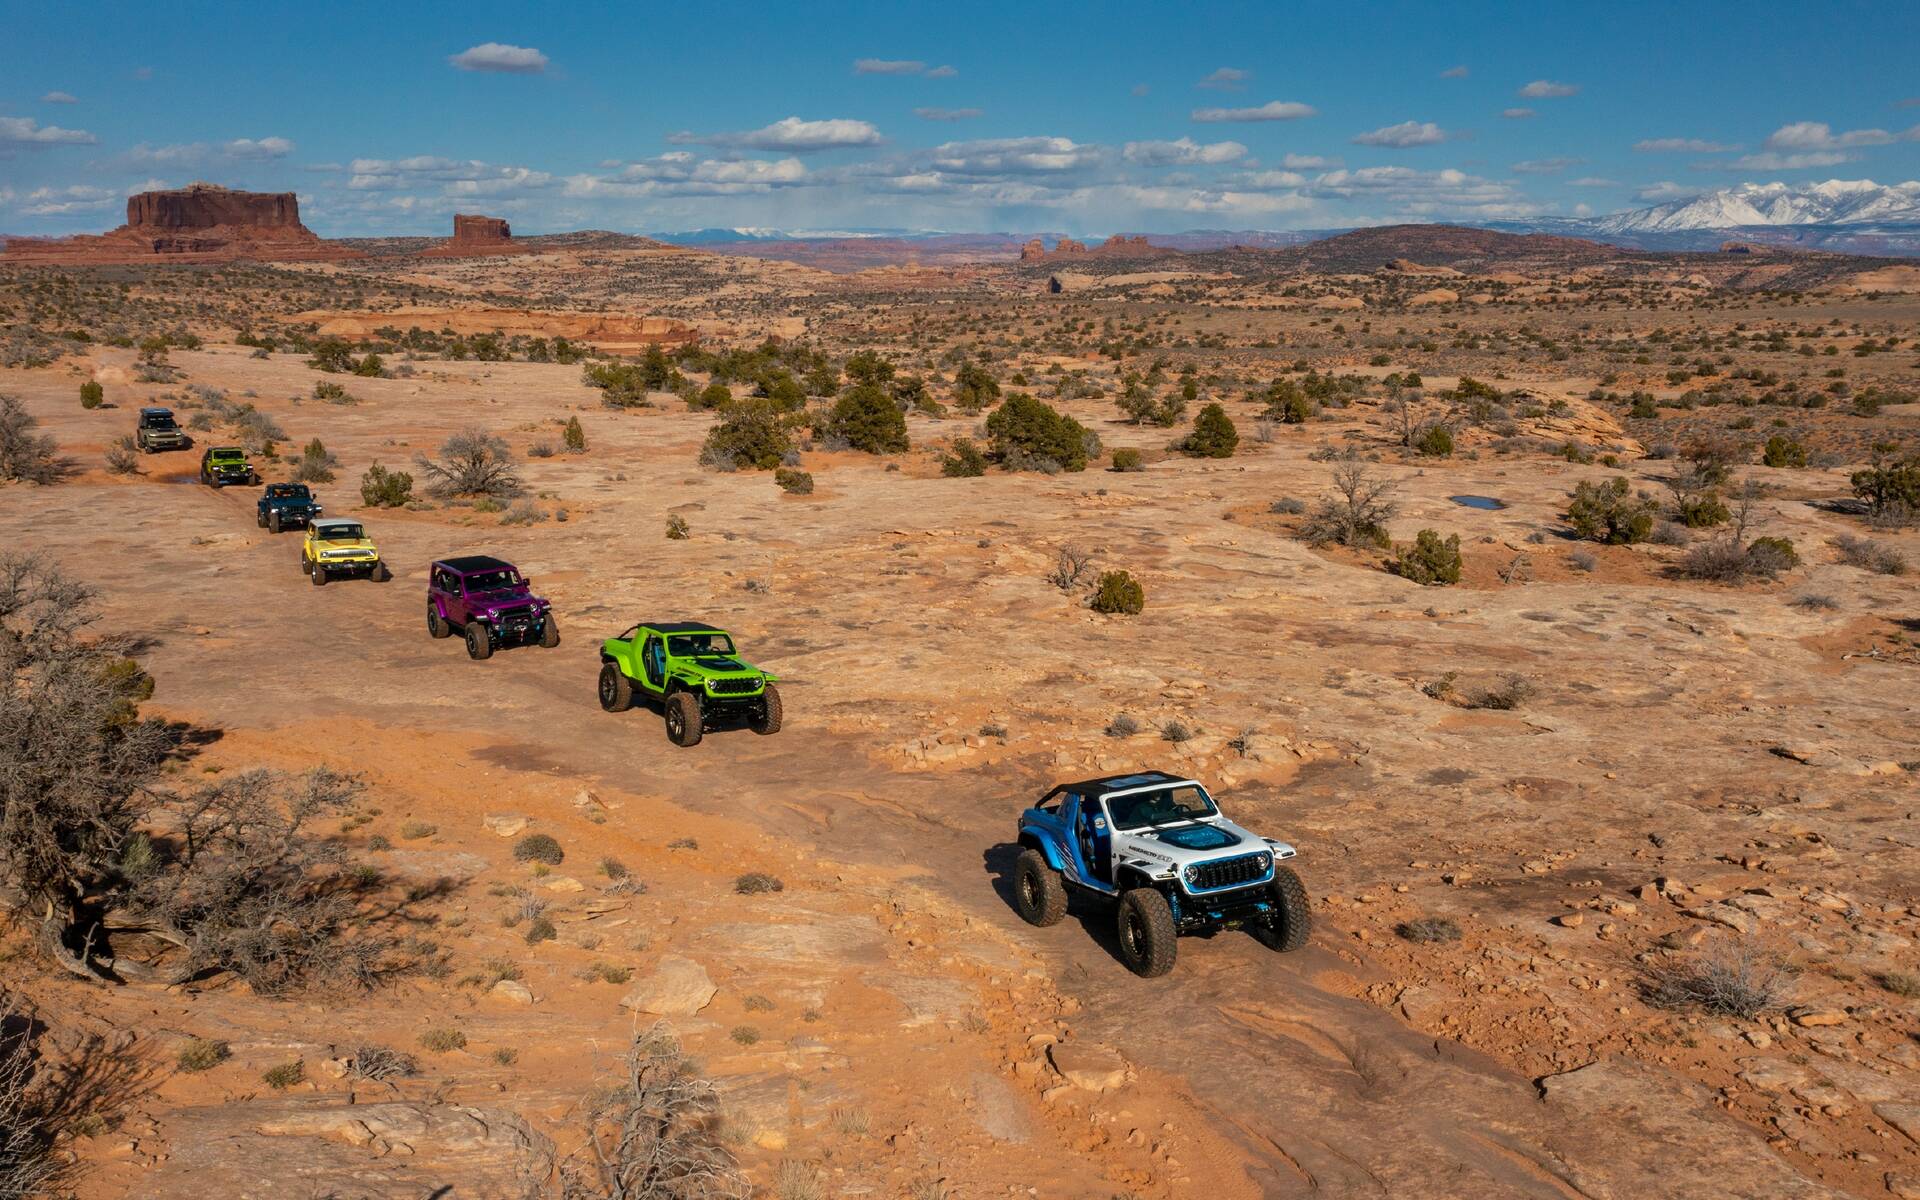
[2,263,1918,1199]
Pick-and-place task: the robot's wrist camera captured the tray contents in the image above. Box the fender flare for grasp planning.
[1019,831,1067,872]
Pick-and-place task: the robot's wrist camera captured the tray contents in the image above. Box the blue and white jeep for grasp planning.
[1014,771,1310,977]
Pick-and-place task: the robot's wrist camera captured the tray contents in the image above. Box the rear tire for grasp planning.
[1013,849,1068,927]
[539,616,560,648]
[427,604,450,638]
[599,662,634,712]
[466,622,493,661]
[1116,888,1177,978]
[750,683,783,734]
[665,691,702,747]
[1251,866,1312,953]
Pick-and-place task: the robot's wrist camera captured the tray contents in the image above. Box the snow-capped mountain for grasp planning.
[1590,180,1920,234]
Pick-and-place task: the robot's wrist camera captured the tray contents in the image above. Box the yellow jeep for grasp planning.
[302,518,390,586]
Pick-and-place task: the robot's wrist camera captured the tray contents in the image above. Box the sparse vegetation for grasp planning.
[0,396,62,484]
[1395,917,1462,943]
[1642,944,1789,1019]
[1833,533,1906,575]
[1180,403,1238,458]
[175,1039,230,1073]
[416,428,520,498]
[556,1023,746,1199]
[939,437,988,477]
[1390,530,1462,585]
[985,393,1093,472]
[1090,569,1145,615]
[734,872,784,895]
[359,462,414,507]
[1566,477,1656,544]
[514,834,565,865]
[1303,454,1397,548]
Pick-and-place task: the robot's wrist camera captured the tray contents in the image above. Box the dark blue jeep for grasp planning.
[257,482,322,533]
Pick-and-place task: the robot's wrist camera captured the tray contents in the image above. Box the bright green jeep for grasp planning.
[597,623,782,747]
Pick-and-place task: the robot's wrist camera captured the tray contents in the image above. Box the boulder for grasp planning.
[619,956,716,1015]
[1047,1041,1129,1091]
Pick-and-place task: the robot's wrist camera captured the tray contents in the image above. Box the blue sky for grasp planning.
[3,0,1918,236]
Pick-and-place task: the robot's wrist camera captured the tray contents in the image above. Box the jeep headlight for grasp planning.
[1256,852,1272,871]
[1183,866,1200,885]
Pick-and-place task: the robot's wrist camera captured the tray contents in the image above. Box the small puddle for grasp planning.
[1449,495,1507,510]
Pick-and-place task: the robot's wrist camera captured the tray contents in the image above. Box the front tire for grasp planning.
[1013,849,1068,927]
[598,662,633,712]
[539,616,560,648]
[1116,888,1177,978]
[1251,866,1312,953]
[750,683,782,735]
[311,564,326,587]
[301,555,311,575]
[665,690,702,747]
[427,604,450,638]
[374,562,391,583]
[269,511,281,534]
[466,622,493,661]
[256,509,266,528]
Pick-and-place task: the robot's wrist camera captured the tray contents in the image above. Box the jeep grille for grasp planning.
[1187,853,1270,892]
[707,677,761,695]
[496,605,535,632]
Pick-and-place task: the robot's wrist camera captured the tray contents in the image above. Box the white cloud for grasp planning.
[347,155,556,195]
[927,136,1103,175]
[1307,166,1530,216]
[1512,156,1582,174]
[3,184,119,216]
[1763,120,1894,151]
[1635,181,1699,201]
[41,91,78,104]
[0,116,96,146]
[1440,66,1469,79]
[1569,176,1619,187]
[1116,184,1311,216]
[853,59,954,78]
[606,153,808,189]
[1518,80,1579,98]
[1191,100,1316,123]
[1130,83,1150,97]
[672,116,884,152]
[1501,108,1536,120]
[1635,137,1739,153]
[1232,169,1307,189]
[1352,120,1448,148]
[926,65,957,79]
[915,107,982,121]
[1197,67,1249,91]
[448,43,549,74]
[225,136,294,160]
[128,142,209,164]
[1282,153,1339,169]
[1729,150,1852,170]
[1122,136,1246,166]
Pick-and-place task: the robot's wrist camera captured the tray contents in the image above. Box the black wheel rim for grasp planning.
[599,672,614,704]
[667,708,683,738]
[1019,871,1037,911]
[1123,910,1143,958]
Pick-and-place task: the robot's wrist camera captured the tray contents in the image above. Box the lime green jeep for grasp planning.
[597,623,782,747]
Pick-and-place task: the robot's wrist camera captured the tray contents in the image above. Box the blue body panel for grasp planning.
[1019,798,1117,895]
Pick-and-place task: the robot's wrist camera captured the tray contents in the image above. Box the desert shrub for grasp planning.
[1879,971,1920,998]
[499,499,548,526]
[1565,477,1655,544]
[1270,496,1305,515]
[701,400,791,470]
[360,463,414,508]
[1850,455,1920,519]
[1642,944,1788,1018]
[939,438,987,477]
[985,393,1091,472]
[1681,536,1799,582]
[1262,378,1316,424]
[344,1044,416,1081]
[1090,570,1145,615]
[694,382,733,411]
[79,381,103,409]
[293,438,338,484]
[312,380,356,404]
[418,1027,467,1053]
[262,1060,305,1089]
[665,514,690,540]
[398,820,435,840]
[952,362,1000,412]
[1111,448,1143,472]
[104,435,141,475]
[527,440,556,459]
[1761,435,1807,468]
[556,1024,747,1199]
[1569,548,1598,572]
[1105,714,1141,738]
[0,396,62,484]
[826,383,908,455]
[1672,491,1730,528]
[734,872,784,895]
[416,428,520,498]
[1160,720,1193,743]
[1413,424,1454,458]
[563,416,586,453]
[1832,533,1906,575]
[1181,403,1239,458]
[523,916,556,945]
[1390,530,1462,585]
[1394,917,1461,943]
[1302,454,1397,548]
[175,1039,230,1073]
[774,467,814,495]
[513,834,564,865]
[1469,675,1534,710]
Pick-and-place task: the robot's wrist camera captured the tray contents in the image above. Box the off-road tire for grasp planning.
[427,604,450,638]
[375,562,391,583]
[268,511,281,534]
[1013,849,1068,927]
[598,662,634,712]
[466,622,493,661]
[256,509,266,528]
[1251,866,1312,953]
[665,690,702,747]
[750,683,783,735]
[311,564,326,587]
[539,616,560,648]
[1116,888,1178,978]
[301,555,311,575]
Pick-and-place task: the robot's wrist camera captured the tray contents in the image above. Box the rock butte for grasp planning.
[2,182,359,264]
[1020,234,1178,262]
[419,213,537,259]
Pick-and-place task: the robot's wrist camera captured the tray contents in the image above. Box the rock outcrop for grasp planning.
[420,213,534,258]
[1018,234,1178,263]
[4,182,356,263]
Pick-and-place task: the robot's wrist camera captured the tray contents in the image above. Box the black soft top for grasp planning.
[646,621,727,634]
[1041,770,1190,803]
[437,555,516,575]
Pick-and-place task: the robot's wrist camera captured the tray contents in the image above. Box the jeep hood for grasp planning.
[689,655,752,673]
[317,538,375,553]
[1125,818,1291,865]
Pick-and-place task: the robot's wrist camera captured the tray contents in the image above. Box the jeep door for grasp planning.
[1067,794,1115,888]
[640,633,667,694]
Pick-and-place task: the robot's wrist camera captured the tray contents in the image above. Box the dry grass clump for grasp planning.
[734,872,784,895]
[1642,945,1790,1019]
[1394,917,1462,943]
[1833,533,1906,576]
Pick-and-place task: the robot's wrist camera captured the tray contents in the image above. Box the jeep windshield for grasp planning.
[668,633,734,657]
[318,524,364,541]
[462,570,521,592]
[267,485,309,499]
[210,452,246,464]
[1106,785,1217,831]
[141,413,178,429]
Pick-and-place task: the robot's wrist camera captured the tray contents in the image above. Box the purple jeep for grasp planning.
[426,555,559,661]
